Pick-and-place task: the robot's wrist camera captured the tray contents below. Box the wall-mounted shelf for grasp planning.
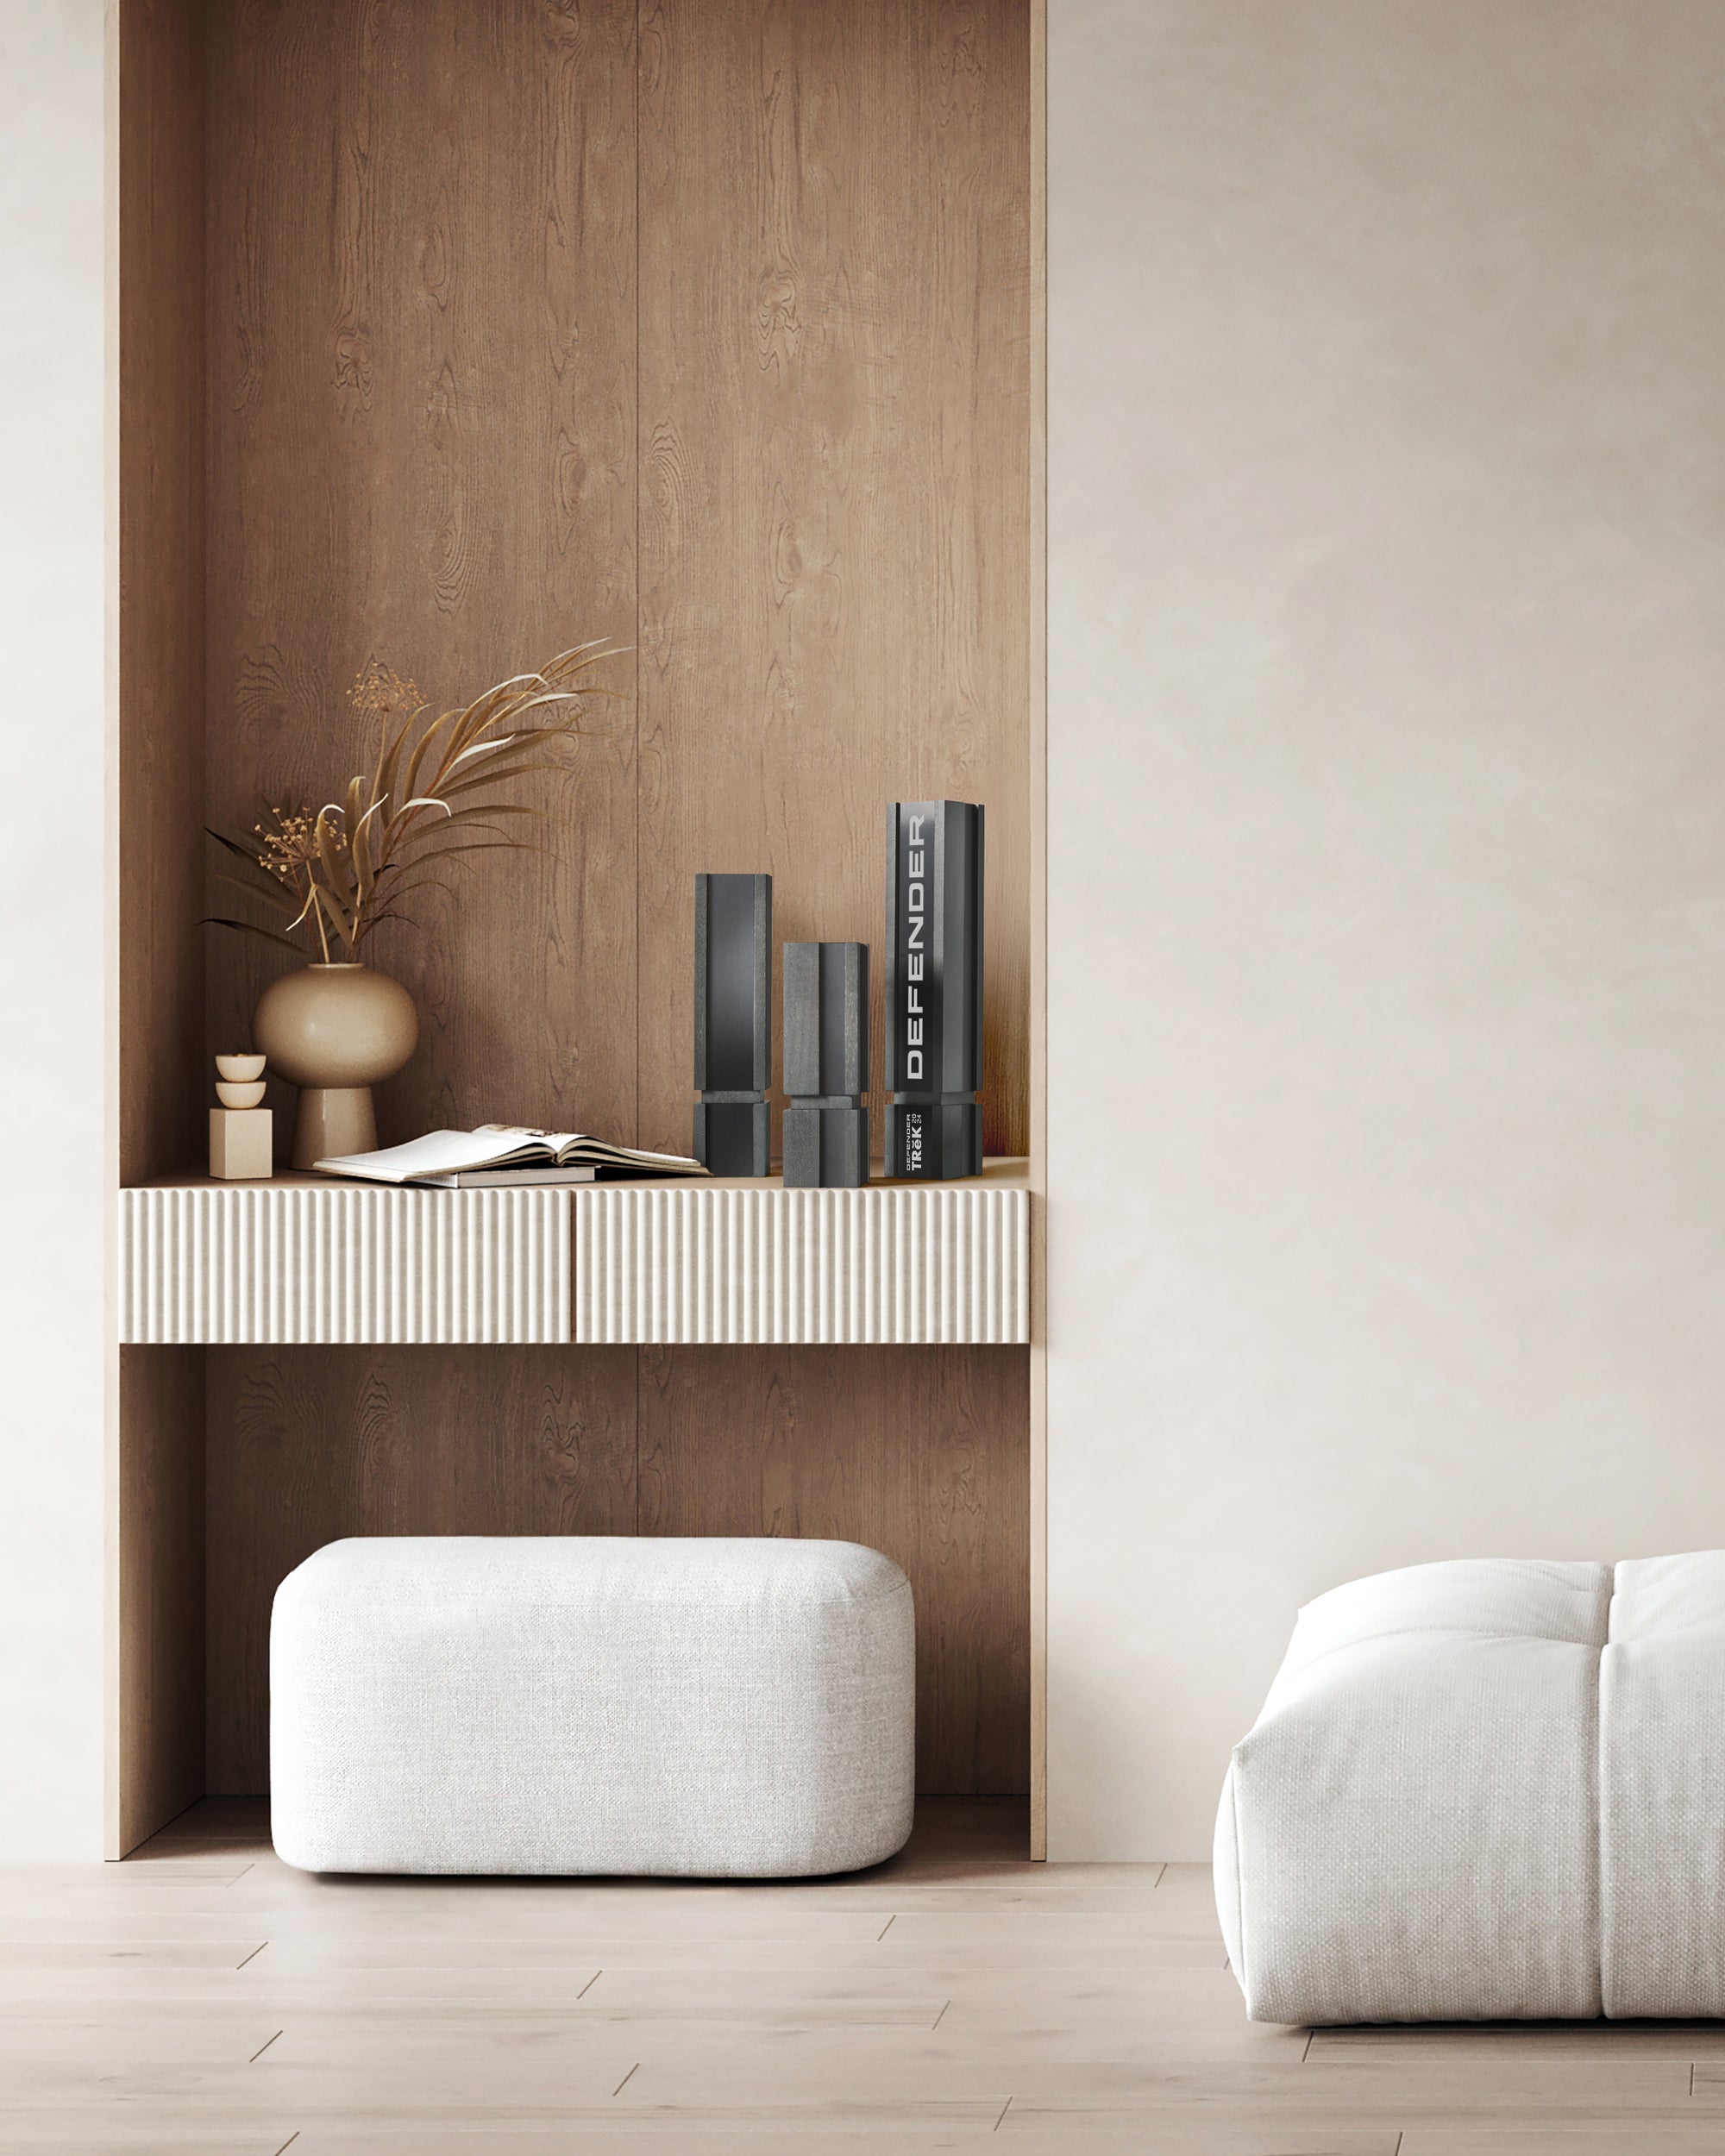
[574,1163,1030,1345]
[119,1163,1031,1347]
[120,1183,572,1345]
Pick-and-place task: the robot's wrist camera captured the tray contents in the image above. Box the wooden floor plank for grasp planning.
[1316,2022,1725,2061]
[1004,2052,1691,2108]
[575,1969,948,2025]
[0,2128,291,2156]
[284,2133,1021,2154]
[280,2134,1395,2156]
[1399,2127,1725,2156]
[1000,2124,1402,2156]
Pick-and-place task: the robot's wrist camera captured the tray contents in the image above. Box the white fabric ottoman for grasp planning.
[272,1536,915,1877]
[1215,1552,1725,2024]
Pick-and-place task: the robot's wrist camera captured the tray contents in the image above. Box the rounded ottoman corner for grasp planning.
[271,1536,357,1618]
[268,1816,331,1876]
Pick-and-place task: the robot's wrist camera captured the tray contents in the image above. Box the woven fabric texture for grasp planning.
[1602,1553,1725,2016]
[1219,1551,1725,2023]
[271,1536,915,1879]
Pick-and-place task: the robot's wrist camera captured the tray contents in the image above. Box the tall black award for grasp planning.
[693,873,771,1175]
[884,800,984,1180]
[782,942,869,1188]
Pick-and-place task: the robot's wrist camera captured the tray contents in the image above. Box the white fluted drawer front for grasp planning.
[573,1185,1029,1345]
[121,1186,571,1344]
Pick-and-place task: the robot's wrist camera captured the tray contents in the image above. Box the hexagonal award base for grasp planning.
[884,1100,982,1181]
[782,1105,869,1188]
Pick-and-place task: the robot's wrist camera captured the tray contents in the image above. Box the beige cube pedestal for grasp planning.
[210,1106,273,1180]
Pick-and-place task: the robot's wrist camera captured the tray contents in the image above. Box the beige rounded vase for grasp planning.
[253,962,419,1171]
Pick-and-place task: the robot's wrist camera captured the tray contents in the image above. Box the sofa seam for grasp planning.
[1267,1617,1606,1694]
[1595,1561,1615,2018]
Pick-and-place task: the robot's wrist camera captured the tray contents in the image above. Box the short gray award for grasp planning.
[781,942,869,1188]
[693,873,772,1176]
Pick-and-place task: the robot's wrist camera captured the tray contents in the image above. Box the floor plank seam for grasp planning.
[1302,2028,1314,2061]
[249,2028,282,2063]
[577,1968,602,1998]
[236,1941,267,1969]
[994,2096,1012,2131]
[270,2135,298,2156]
[223,1863,256,1887]
[932,1998,950,2030]
[877,1915,896,1941]
[612,2061,639,2098]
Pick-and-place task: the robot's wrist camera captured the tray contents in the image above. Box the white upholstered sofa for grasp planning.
[1216,1552,1725,2023]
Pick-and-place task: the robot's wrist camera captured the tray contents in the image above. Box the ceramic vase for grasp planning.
[252,962,418,1171]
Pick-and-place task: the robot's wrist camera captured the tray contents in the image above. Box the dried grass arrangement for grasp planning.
[207,644,615,962]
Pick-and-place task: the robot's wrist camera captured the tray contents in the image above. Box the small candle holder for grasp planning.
[210,1053,273,1180]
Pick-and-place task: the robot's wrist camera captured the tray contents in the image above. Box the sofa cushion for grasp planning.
[1602,1552,1725,2016]
[1216,1557,1612,2024]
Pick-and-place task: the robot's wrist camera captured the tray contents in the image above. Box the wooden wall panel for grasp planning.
[113,0,209,1856]
[114,1351,205,1853]
[639,1345,1030,1795]
[117,0,205,1184]
[637,0,1032,1159]
[204,0,638,1150]
[206,1345,638,1791]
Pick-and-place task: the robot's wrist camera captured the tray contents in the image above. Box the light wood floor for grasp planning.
[4,1799,1723,2153]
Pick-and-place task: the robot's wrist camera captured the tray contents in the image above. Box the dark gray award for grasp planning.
[693,873,771,1176]
[782,942,869,1188]
[884,800,984,1180]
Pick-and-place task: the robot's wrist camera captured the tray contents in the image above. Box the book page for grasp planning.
[316,1128,555,1180]
[474,1123,588,1164]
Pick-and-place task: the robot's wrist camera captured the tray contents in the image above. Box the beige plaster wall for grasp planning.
[0,0,108,1858]
[1047,0,1725,1857]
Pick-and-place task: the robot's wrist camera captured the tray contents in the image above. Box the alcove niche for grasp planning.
[114,0,1043,1858]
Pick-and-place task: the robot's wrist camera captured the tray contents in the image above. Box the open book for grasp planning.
[315,1125,707,1188]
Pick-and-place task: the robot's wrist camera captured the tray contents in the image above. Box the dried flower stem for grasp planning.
[206,644,618,964]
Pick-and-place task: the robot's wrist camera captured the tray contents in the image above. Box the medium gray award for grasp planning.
[782,942,869,1188]
[693,873,771,1176]
[883,800,983,1180]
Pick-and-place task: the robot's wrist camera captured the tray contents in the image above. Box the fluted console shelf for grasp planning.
[573,1163,1030,1345]
[120,1162,1031,1347]
[120,1181,572,1344]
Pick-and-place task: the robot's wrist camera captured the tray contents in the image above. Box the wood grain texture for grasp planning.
[204,0,638,1151]
[113,1350,205,1855]
[639,1345,1030,1795]
[117,0,205,1186]
[206,1346,638,1791]
[637,0,1032,1160]
[113,0,209,1858]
